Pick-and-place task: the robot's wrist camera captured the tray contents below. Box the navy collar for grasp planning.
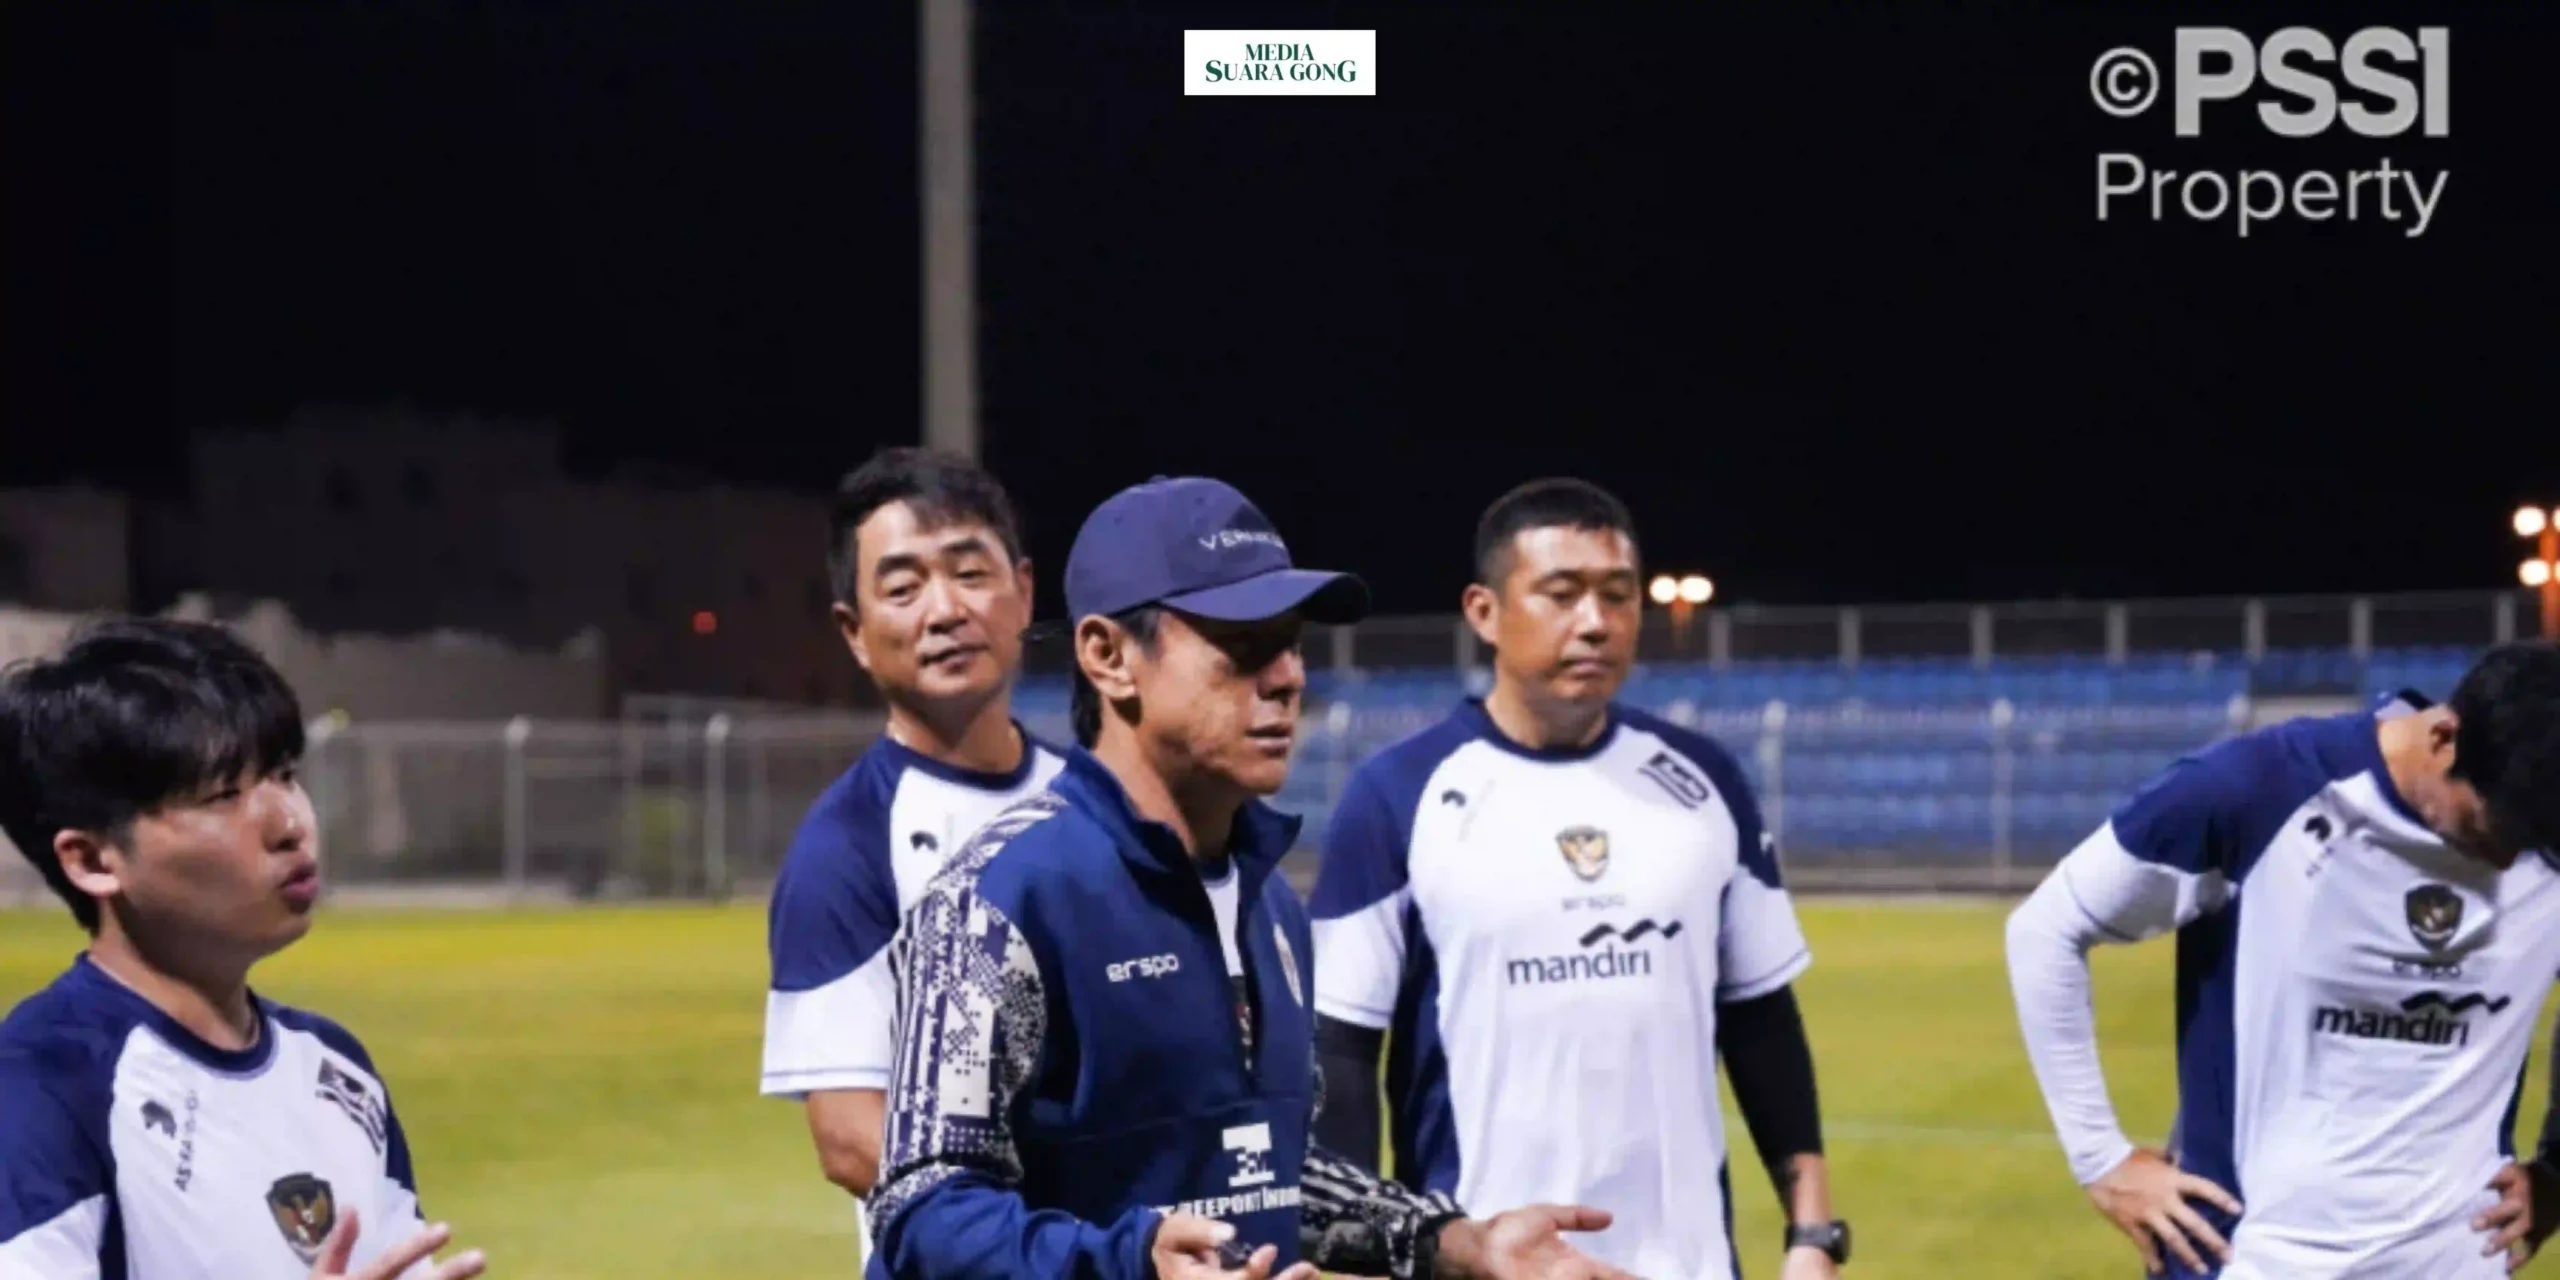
[2348,708,2434,832]
[1052,748,1302,890]
[69,953,279,1078]
[875,719,1044,790]
[1456,697,1619,763]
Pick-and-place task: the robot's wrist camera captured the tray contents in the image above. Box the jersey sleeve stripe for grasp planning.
[760,1066,892,1095]
[2056,859,2144,945]
[760,950,897,1095]
[1715,946,1811,1003]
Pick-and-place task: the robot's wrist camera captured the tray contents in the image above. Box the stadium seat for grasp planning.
[1049,647,2337,858]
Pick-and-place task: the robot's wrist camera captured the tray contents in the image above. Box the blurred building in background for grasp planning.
[0,486,131,613]
[150,406,858,708]
[0,593,610,722]
[509,474,848,706]
[3,407,860,714]
[170,407,562,638]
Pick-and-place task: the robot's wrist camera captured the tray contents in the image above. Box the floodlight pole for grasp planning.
[922,0,980,461]
[2543,523,2559,640]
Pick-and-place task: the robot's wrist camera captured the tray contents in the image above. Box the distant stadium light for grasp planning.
[2517,504,2560,638]
[692,610,718,635]
[1648,575,1679,605]
[1677,575,1714,605]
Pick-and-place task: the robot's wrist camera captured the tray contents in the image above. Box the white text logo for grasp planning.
[1199,529,1285,553]
[2088,27,2451,238]
[1184,31,1375,98]
[1107,953,1181,983]
[1157,1185,1303,1220]
[1225,1122,1275,1188]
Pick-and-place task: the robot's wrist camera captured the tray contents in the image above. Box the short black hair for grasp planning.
[1070,605,1163,748]
[0,618,308,933]
[2449,640,2560,856]
[827,448,1027,608]
[1473,477,1639,587]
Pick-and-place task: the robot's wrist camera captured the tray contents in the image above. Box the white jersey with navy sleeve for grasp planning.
[2007,695,2560,1280]
[1308,700,1810,1280]
[0,957,430,1280]
[760,727,1065,1099]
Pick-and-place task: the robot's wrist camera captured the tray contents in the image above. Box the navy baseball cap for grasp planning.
[1064,476,1369,625]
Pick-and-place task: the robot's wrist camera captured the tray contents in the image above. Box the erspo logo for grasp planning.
[1107,953,1180,983]
[2088,27,2450,238]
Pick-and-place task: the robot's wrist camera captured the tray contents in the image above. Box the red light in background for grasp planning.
[692,610,717,635]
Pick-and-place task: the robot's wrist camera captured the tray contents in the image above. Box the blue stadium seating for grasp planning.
[2364,644,2476,703]
[1009,644,2489,866]
[1608,653,2258,711]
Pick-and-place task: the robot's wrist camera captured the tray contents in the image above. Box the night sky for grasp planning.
[6,1,2553,617]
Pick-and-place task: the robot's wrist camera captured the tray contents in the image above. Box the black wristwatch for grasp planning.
[1785,1221,1851,1265]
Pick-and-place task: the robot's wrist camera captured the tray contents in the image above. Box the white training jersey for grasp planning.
[0,957,431,1280]
[1307,700,1811,1280]
[761,726,1067,1098]
[2007,693,2560,1279]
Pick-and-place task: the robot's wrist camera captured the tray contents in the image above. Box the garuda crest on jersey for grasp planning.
[1556,825,1610,882]
[2406,883,2463,951]
[266,1173,336,1264]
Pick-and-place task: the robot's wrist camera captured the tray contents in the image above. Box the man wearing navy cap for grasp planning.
[869,477,1636,1280]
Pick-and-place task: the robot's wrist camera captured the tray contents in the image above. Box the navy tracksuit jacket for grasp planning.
[866,748,1456,1280]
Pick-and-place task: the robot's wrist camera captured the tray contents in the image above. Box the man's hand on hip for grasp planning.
[2086,1148,2240,1276]
[2475,1159,2560,1271]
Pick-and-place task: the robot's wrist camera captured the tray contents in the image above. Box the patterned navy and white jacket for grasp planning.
[868,747,1466,1280]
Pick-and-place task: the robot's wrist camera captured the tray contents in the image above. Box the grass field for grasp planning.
[5,900,2556,1280]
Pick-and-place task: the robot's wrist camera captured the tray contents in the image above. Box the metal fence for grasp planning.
[11,583,2515,908]
[1012,588,2532,675]
[276,711,892,903]
[0,694,2261,910]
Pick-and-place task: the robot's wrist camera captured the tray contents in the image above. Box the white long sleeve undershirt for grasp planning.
[2005,822,2229,1187]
